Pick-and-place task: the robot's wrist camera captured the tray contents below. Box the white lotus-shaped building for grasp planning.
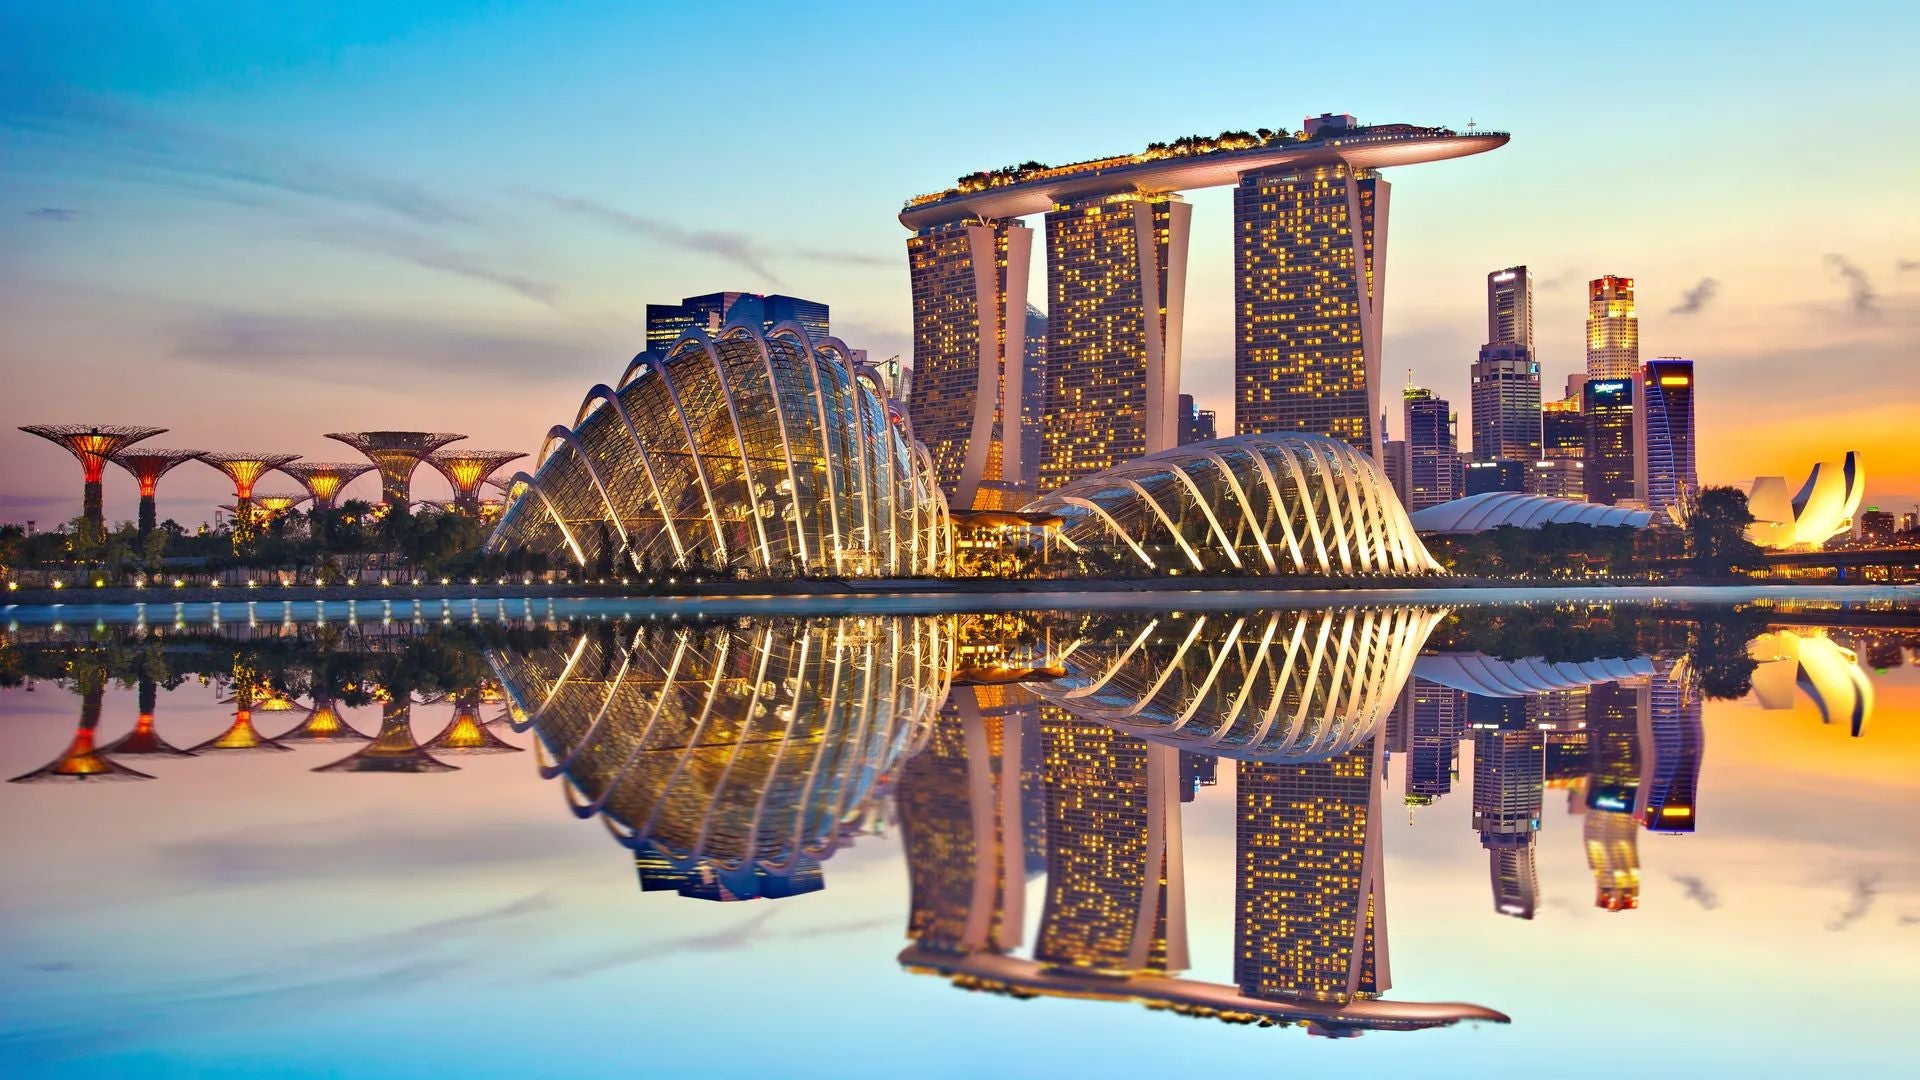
[1746,452,1863,550]
[1021,433,1439,575]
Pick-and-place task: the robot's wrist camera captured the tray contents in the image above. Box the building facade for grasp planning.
[1177,393,1217,446]
[1470,343,1542,463]
[1529,392,1587,499]
[1403,385,1460,510]
[1638,357,1697,522]
[906,220,1035,510]
[1585,275,1639,381]
[1487,266,1534,352]
[1043,192,1190,491]
[645,292,830,354]
[1233,164,1387,459]
[1582,378,1638,506]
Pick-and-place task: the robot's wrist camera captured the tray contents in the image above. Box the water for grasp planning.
[2,596,1915,1077]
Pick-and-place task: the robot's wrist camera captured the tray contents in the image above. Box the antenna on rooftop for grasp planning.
[1466,117,1478,132]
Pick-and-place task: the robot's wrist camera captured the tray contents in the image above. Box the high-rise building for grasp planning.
[1464,459,1527,496]
[1177,393,1217,446]
[1635,657,1703,833]
[644,292,831,353]
[1406,677,1467,805]
[1584,809,1641,911]
[1034,712,1187,975]
[1234,164,1387,459]
[897,702,1031,954]
[1530,391,1587,499]
[906,220,1034,510]
[1382,438,1410,508]
[1582,378,1638,506]
[1404,385,1460,510]
[1470,344,1541,463]
[1486,266,1535,352]
[1585,275,1639,381]
[1472,728,1544,919]
[1639,358,1698,521]
[1235,739,1389,1004]
[1585,679,1646,815]
[1021,305,1047,490]
[1043,192,1190,491]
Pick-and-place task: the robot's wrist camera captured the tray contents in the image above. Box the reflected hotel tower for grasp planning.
[902,116,1507,508]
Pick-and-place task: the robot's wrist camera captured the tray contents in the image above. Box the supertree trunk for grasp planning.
[138,495,157,540]
[84,479,104,536]
[139,674,157,716]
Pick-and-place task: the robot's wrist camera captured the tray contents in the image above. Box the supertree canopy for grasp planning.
[19,424,167,534]
[108,447,204,538]
[426,448,526,511]
[278,461,375,510]
[199,452,299,548]
[325,432,465,507]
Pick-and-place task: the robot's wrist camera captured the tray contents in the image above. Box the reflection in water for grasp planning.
[494,617,950,902]
[3,603,1914,1041]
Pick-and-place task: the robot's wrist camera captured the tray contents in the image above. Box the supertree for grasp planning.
[324,432,465,508]
[250,491,312,528]
[198,452,299,549]
[279,461,376,511]
[272,692,369,743]
[9,663,154,783]
[19,424,166,537]
[426,449,526,513]
[313,699,458,773]
[101,672,195,757]
[108,447,203,540]
[422,690,523,754]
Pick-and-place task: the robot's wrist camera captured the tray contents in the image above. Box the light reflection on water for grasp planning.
[1,600,1915,1077]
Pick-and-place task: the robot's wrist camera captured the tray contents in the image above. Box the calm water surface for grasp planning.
[2,597,1916,1077]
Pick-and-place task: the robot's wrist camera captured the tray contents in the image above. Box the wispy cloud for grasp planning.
[173,310,607,381]
[1534,268,1578,291]
[312,225,558,306]
[1898,258,1919,273]
[1669,277,1720,316]
[310,893,553,962]
[793,247,891,268]
[537,193,891,280]
[1825,873,1880,931]
[1823,254,1879,316]
[1670,873,1721,910]
[25,207,79,221]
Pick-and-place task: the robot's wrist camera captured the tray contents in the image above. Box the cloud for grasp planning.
[158,818,588,884]
[25,207,78,221]
[3,82,473,228]
[1670,873,1721,910]
[1825,873,1880,931]
[1823,254,1879,316]
[1534,268,1578,291]
[1900,914,1920,926]
[1899,259,1919,273]
[173,310,609,381]
[1669,277,1720,316]
[312,225,558,306]
[311,893,552,962]
[537,193,890,280]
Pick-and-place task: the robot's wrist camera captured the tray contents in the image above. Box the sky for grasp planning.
[2,0,1917,526]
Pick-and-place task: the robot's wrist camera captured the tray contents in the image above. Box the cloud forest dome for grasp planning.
[489,616,950,892]
[1023,432,1439,576]
[488,322,952,578]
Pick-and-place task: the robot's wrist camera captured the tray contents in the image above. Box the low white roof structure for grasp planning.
[1407,492,1653,534]
[1413,653,1655,697]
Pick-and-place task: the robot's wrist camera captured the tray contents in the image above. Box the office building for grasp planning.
[1043,191,1190,490]
[1585,276,1639,381]
[906,220,1035,509]
[645,292,830,353]
[1465,459,1527,496]
[1529,391,1586,499]
[1235,739,1389,1004]
[1635,657,1703,833]
[1234,163,1386,459]
[1021,305,1047,489]
[1859,509,1897,543]
[1406,677,1467,805]
[1470,344,1541,463]
[1472,728,1544,919]
[1583,378,1638,506]
[1487,266,1534,351]
[1639,358,1698,521]
[1177,393,1217,445]
[1403,385,1460,510]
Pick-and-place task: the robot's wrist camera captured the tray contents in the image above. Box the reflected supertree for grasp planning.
[191,663,293,754]
[18,423,166,536]
[9,662,153,783]
[271,692,369,744]
[101,672,194,757]
[422,692,521,755]
[312,699,457,773]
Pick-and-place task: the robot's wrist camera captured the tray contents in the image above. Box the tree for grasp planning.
[1689,486,1764,578]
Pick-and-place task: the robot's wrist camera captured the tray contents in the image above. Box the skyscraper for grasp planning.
[1404,385,1460,510]
[1472,728,1545,919]
[1034,711,1187,975]
[1486,266,1534,351]
[1635,656,1703,833]
[1639,357,1698,522]
[1020,305,1048,490]
[1042,192,1190,491]
[1585,275,1639,380]
[644,292,831,353]
[897,701,1031,954]
[1234,163,1387,459]
[1470,344,1541,463]
[1406,677,1467,805]
[1582,378,1638,506]
[1530,392,1587,499]
[1176,393,1217,446]
[1235,738,1389,1004]
[906,220,1034,509]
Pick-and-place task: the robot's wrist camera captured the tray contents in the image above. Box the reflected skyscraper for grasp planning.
[1635,657,1703,832]
[1584,809,1641,912]
[1405,677,1467,806]
[1235,738,1387,1004]
[1472,728,1544,919]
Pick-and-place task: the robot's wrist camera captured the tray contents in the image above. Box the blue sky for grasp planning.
[3,0,1917,523]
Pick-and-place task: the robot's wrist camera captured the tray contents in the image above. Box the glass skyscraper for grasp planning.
[1487,265,1535,352]
[1585,275,1639,380]
[644,292,830,354]
[1639,357,1698,521]
[1582,378,1638,506]
[1233,164,1387,459]
[1403,385,1459,510]
[1471,343,1542,463]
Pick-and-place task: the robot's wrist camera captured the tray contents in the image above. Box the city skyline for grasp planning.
[4,2,1918,527]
